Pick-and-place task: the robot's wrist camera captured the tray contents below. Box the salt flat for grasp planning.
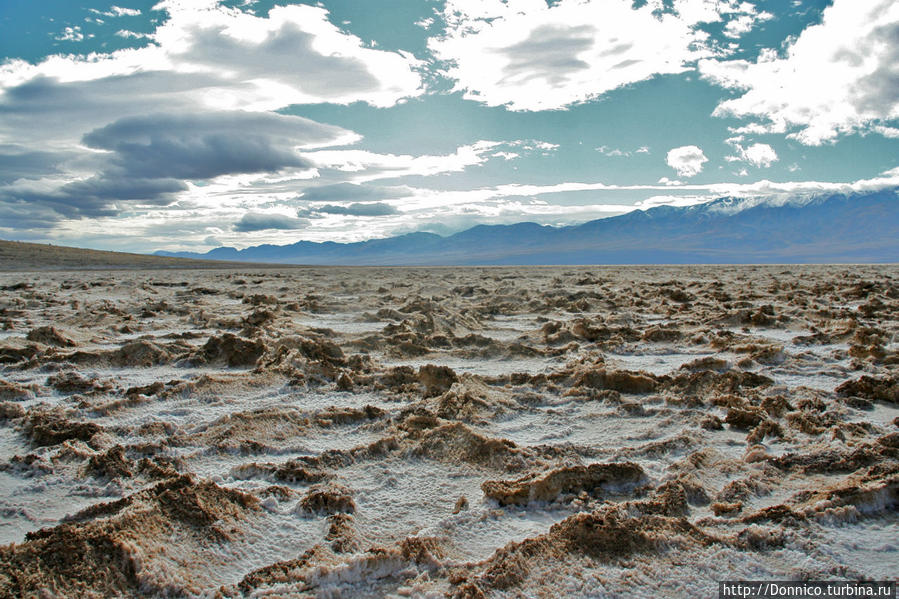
[0,265,896,597]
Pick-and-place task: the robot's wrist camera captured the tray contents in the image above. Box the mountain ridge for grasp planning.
[156,189,899,265]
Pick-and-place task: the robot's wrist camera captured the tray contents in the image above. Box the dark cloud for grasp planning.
[233,212,309,232]
[0,201,63,229]
[0,73,225,143]
[182,23,379,98]
[0,111,353,223]
[296,184,404,217]
[62,176,188,204]
[0,176,187,219]
[313,202,398,216]
[854,22,899,114]
[83,112,347,180]
[299,182,409,203]
[0,145,71,184]
[501,25,594,86]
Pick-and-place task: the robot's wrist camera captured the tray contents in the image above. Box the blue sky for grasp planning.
[0,0,897,251]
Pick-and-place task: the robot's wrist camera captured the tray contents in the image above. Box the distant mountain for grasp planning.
[156,189,899,265]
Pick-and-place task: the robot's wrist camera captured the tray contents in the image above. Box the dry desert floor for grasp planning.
[0,265,896,597]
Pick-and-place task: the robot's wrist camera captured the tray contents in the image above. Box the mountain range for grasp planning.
[156,188,899,265]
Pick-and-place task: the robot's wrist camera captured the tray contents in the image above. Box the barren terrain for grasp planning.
[0,265,896,597]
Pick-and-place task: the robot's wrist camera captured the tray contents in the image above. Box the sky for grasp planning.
[0,0,897,253]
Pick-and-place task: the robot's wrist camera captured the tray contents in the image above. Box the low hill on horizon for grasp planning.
[0,239,267,271]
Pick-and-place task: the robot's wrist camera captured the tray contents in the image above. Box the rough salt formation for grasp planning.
[0,265,896,597]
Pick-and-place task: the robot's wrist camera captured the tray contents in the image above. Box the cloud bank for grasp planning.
[428,0,774,111]
[700,0,899,145]
[233,212,309,233]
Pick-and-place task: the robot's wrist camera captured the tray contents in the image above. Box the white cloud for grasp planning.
[511,140,559,153]
[666,145,708,177]
[427,0,776,111]
[700,0,899,145]
[597,145,652,157]
[741,143,778,168]
[874,126,899,139]
[726,142,778,167]
[671,0,761,27]
[89,6,142,18]
[1,2,422,149]
[4,2,422,114]
[115,30,151,39]
[110,6,142,17]
[428,0,714,111]
[302,141,502,182]
[672,0,727,26]
[634,194,710,209]
[295,140,559,185]
[55,26,84,42]
[723,11,773,38]
[596,146,629,157]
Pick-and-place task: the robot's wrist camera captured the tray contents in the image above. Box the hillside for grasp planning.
[0,239,263,271]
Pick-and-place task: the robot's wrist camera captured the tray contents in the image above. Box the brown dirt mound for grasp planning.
[298,483,356,515]
[770,437,898,474]
[194,333,266,367]
[792,468,899,520]
[26,326,76,347]
[553,510,713,559]
[233,535,446,596]
[836,376,899,403]
[481,462,647,506]
[0,379,33,401]
[249,420,570,475]
[0,343,41,365]
[642,326,683,342]
[83,445,134,479]
[24,411,102,447]
[0,401,26,420]
[454,506,716,596]
[663,370,773,397]
[232,460,331,484]
[680,356,730,372]
[574,368,660,394]
[418,363,459,396]
[725,406,766,430]
[184,407,311,449]
[313,404,385,426]
[110,340,178,367]
[325,513,360,553]
[274,335,346,365]
[47,371,113,394]
[0,475,259,598]
[409,422,539,471]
